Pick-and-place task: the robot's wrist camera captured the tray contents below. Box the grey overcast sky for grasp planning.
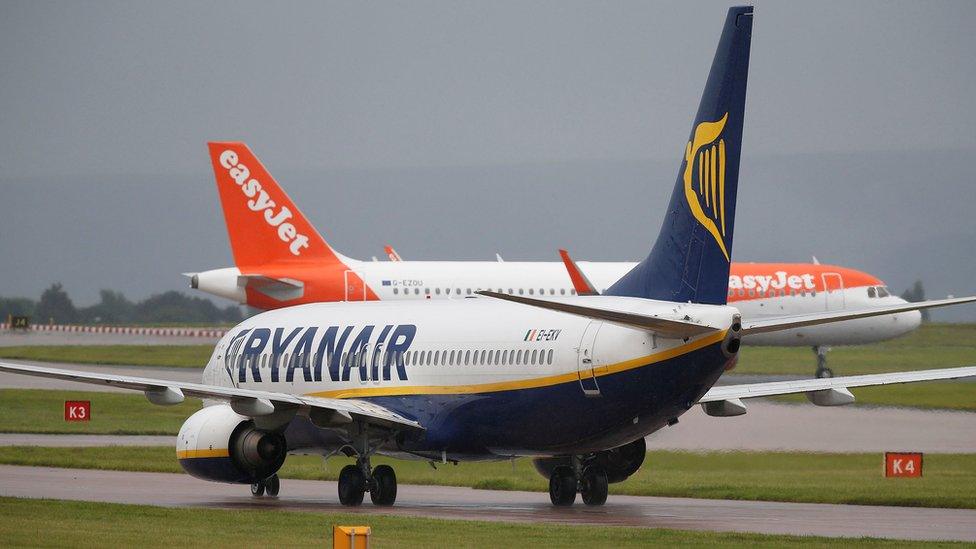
[2,1,976,320]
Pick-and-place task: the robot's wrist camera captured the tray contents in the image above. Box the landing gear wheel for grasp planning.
[816,366,834,379]
[250,480,265,497]
[338,464,366,506]
[370,464,398,506]
[265,474,280,497]
[548,465,577,506]
[580,466,609,506]
[813,345,833,378]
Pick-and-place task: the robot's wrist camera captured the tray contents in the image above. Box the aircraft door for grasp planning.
[577,321,603,397]
[822,272,845,310]
[344,270,367,301]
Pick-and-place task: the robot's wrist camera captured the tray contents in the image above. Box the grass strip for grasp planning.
[0,497,967,548]
[0,345,211,368]
[0,389,200,435]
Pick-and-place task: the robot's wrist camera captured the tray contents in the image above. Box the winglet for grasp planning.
[384,245,403,262]
[559,249,600,296]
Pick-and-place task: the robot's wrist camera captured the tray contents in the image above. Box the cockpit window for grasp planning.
[878,286,890,298]
[867,287,876,298]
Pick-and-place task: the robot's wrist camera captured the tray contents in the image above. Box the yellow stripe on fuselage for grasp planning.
[306,329,728,399]
[176,448,230,459]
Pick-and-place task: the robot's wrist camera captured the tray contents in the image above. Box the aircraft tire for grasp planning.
[265,474,280,497]
[338,465,366,506]
[250,480,265,497]
[580,466,608,506]
[549,466,577,506]
[369,464,398,506]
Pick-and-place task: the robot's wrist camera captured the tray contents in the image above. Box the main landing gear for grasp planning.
[548,459,609,506]
[337,456,398,506]
[814,345,833,378]
[250,474,280,498]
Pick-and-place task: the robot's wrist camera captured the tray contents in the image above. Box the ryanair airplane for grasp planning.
[4,6,975,508]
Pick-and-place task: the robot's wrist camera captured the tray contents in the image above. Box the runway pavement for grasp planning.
[1,465,973,542]
[0,434,174,447]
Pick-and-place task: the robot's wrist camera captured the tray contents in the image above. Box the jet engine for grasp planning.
[177,404,287,484]
[532,438,646,484]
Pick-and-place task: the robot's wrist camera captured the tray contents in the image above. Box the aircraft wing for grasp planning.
[701,366,976,402]
[698,365,976,416]
[0,361,422,431]
[742,296,976,335]
[476,291,719,338]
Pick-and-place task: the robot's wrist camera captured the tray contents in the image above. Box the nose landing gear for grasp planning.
[250,474,280,498]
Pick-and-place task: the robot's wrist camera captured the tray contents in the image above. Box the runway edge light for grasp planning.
[333,525,371,549]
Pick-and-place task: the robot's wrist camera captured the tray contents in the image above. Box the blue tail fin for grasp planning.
[606,6,752,305]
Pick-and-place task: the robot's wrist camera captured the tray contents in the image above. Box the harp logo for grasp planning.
[683,113,731,261]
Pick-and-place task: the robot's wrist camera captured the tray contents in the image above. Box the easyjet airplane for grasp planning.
[4,7,975,508]
[192,149,920,378]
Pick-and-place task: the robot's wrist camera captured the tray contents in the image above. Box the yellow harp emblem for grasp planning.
[683,112,731,261]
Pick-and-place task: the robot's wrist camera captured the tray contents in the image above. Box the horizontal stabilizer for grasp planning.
[238,274,305,301]
[476,291,719,339]
[700,366,976,403]
[741,296,976,335]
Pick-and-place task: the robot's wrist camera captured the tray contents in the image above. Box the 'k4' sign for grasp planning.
[64,400,91,422]
[884,452,922,478]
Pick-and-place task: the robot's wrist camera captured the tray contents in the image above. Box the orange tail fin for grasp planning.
[207,142,346,268]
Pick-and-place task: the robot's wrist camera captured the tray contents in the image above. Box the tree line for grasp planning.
[1,283,244,325]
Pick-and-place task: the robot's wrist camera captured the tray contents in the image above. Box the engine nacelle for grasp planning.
[532,438,646,484]
[177,404,287,484]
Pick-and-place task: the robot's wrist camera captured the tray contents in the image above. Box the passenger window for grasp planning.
[425,288,430,295]
[547,349,554,365]
[435,288,441,295]
[393,288,399,295]
[450,350,456,365]
[560,289,566,295]
[433,351,439,366]
[528,289,534,295]
[464,350,470,365]
[488,350,494,364]
[570,289,577,295]
[502,350,509,365]
[466,289,472,295]
[516,350,523,364]
[508,288,513,294]
[867,287,876,298]
[519,289,525,295]
[812,290,817,297]
[480,350,486,364]
[748,289,755,297]
[531,349,538,364]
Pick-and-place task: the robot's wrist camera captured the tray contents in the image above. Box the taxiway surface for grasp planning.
[1,465,973,542]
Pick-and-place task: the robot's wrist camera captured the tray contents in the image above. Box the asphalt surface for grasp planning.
[1,465,973,542]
